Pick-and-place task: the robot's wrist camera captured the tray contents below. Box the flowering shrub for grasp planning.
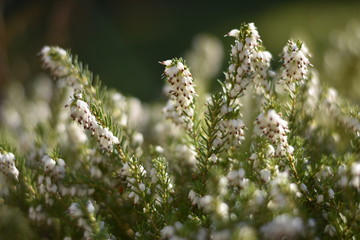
[0,22,359,239]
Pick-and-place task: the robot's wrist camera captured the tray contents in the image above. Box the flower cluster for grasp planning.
[304,71,321,115]
[150,157,174,205]
[323,88,360,135]
[121,158,149,205]
[40,46,84,89]
[351,162,360,189]
[37,155,66,206]
[67,188,95,200]
[225,23,271,97]
[219,118,246,149]
[260,214,304,240]
[188,191,229,220]
[226,168,250,189]
[68,201,96,240]
[29,205,50,224]
[42,155,66,179]
[281,40,311,83]
[0,152,19,180]
[253,50,273,93]
[66,98,120,152]
[161,59,196,129]
[255,110,293,156]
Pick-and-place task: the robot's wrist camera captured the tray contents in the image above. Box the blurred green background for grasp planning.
[1,0,360,102]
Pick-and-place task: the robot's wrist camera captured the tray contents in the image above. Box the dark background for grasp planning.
[1,0,360,101]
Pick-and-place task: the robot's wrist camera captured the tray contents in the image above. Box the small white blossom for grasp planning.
[29,205,47,222]
[66,98,119,152]
[86,201,95,214]
[217,118,246,150]
[198,195,214,212]
[225,29,240,37]
[260,168,271,183]
[218,176,228,196]
[255,110,292,156]
[304,71,321,115]
[323,88,360,135]
[188,189,199,205]
[161,59,196,130]
[174,144,197,166]
[209,154,218,163]
[260,214,304,240]
[40,46,84,89]
[161,225,176,238]
[317,194,324,203]
[139,183,146,192]
[324,224,337,237]
[300,183,308,192]
[225,23,268,97]
[328,188,335,199]
[155,145,164,153]
[212,230,231,240]
[68,201,96,240]
[215,201,229,220]
[0,152,19,180]
[68,203,82,218]
[281,40,311,83]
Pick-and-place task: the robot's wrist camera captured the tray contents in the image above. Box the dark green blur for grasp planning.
[1,1,359,101]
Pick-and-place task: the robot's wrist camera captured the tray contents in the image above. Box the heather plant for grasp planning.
[0,22,359,240]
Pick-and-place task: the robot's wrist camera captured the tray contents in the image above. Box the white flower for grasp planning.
[225,29,240,37]
[188,190,199,205]
[328,188,335,199]
[139,183,146,192]
[43,157,56,172]
[351,162,360,175]
[324,224,337,237]
[304,71,320,115]
[300,183,308,192]
[160,226,175,238]
[67,122,88,143]
[225,23,264,97]
[0,152,20,180]
[174,144,197,166]
[317,194,324,203]
[132,132,144,145]
[86,201,95,214]
[29,205,47,222]
[215,201,229,220]
[198,195,213,211]
[260,169,271,183]
[281,40,311,83]
[209,154,218,163]
[40,46,84,89]
[252,189,266,205]
[212,230,231,240]
[66,98,119,152]
[218,176,228,196]
[219,118,246,149]
[260,214,304,240]
[68,203,82,218]
[161,59,196,129]
[255,110,292,156]
[253,50,272,94]
[155,145,164,153]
